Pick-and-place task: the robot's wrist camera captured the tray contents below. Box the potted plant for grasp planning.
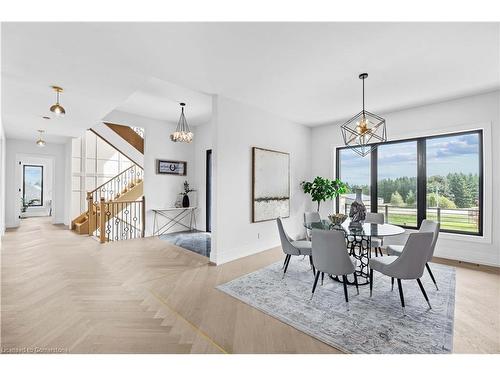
[301,176,347,212]
[20,198,31,218]
[181,181,196,208]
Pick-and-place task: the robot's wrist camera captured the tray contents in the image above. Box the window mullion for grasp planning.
[371,146,378,213]
[417,139,427,227]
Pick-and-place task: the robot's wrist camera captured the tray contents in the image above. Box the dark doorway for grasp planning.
[206,149,212,232]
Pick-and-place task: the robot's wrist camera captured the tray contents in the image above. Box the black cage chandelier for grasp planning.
[170,102,193,143]
[340,73,386,157]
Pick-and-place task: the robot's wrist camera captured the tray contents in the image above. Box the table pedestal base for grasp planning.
[330,235,371,286]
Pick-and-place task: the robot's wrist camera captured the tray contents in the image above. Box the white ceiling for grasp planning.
[115,77,212,125]
[2,22,499,143]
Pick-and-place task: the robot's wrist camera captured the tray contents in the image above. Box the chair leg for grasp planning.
[425,263,439,291]
[282,254,290,270]
[374,247,378,257]
[282,255,291,278]
[342,275,349,303]
[369,269,374,297]
[416,278,432,310]
[321,272,324,286]
[353,272,359,295]
[309,255,316,276]
[391,277,394,291]
[311,270,321,299]
[397,279,405,315]
[378,247,383,256]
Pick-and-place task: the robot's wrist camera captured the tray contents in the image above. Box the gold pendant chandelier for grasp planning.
[49,86,66,117]
[36,130,46,147]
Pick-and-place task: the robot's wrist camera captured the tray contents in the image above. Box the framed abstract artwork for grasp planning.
[252,147,290,223]
[156,159,187,176]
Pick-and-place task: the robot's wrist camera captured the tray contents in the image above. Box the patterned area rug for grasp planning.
[217,257,455,354]
[160,230,211,257]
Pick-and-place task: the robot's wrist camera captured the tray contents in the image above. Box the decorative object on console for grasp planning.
[349,188,366,228]
[170,102,193,143]
[341,73,386,157]
[252,147,290,222]
[157,159,187,175]
[181,180,195,208]
[301,176,347,212]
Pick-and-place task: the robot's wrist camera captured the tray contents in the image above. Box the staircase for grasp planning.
[71,164,145,242]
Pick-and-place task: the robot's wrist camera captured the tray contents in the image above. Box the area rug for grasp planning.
[217,257,455,354]
[160,230,211,257]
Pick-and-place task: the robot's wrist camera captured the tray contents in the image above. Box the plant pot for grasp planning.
[182,194,190,208]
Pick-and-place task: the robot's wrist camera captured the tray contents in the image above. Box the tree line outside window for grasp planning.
[336,130,483,235]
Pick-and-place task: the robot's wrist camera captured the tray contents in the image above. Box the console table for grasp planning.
[151,207,197,236]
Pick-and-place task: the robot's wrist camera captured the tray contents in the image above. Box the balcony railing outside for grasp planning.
[343,203,479,233]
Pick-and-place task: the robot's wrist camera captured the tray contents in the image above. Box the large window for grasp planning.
[337,148,371,213]
[426,133,481,233]
[336,130,483,235]
[377,141,418,227]
[23,165,43,207]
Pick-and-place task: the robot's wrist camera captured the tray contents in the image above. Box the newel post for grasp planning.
[87,192,94,236]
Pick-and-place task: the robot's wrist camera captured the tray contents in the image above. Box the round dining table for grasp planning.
[304,219,405,285]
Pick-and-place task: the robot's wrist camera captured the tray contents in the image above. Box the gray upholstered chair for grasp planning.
[365,212,384,257]
[304,211,321,241]
[311,229,359,305]
[386,220,440,290]
[369,232,434,314]
[276,217,315,278]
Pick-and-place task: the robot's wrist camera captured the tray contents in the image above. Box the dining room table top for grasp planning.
[304,219,405,238]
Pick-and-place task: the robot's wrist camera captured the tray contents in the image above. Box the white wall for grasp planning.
[192,121,213,233]
[0,121,6,236]
[311,90,500,267]
[103,110,197,236]
[5,139,68,227]
[213,95,312,265]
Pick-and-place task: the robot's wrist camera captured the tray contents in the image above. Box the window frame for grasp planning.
[335,129,484,236]
[23,164,44,207]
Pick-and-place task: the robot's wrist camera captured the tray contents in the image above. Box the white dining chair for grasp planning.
[276,217,315,278]
[386,220,440,290]
[369,232,434,314]
[365,212,384,257]
[304,211,321,241]
[311,229,359,307]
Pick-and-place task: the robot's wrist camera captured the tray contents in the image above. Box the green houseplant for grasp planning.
[301,177,347,212]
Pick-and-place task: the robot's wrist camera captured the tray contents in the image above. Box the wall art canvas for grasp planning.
[252,147,290,222]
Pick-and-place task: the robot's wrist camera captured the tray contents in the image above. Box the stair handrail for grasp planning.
[87,164,143,204]
[98,196,145,243]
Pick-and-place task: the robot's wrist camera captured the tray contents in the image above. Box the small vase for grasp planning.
[349,188,366,225]
[182,194,190,208]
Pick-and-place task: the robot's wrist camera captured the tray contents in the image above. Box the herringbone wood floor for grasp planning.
[1,217,499,353]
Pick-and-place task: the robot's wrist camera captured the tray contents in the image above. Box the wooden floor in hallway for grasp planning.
[1,217,499,354]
